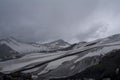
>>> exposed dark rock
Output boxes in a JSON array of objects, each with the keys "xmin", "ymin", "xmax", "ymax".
[
  {"xmin": 0, "ymin": 44, "xmax": 21, "ymax": 61},
  {"xmin": 85, "ymin": 42, "xmax": 98, "ymax": 47},
  {"xmin": 0, "ymin": 72, "xmax": 33, "ymax": 80}
]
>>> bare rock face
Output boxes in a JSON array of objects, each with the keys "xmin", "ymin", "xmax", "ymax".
[
  {"xmin": 0, "ymin": 72, "xmax": 33, "ymax": 80},
  {"xmin": 0, "ymin": 44, "xmax": 20, "ymax": 61}
]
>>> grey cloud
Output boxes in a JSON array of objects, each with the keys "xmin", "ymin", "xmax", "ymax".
[
  {"xmin": 0, "ymin": 0, "xmax": 120, "ymax": 43},
  {"xmin": 76, "ymin": 23, "xmax": 105, "ymax": 41}
]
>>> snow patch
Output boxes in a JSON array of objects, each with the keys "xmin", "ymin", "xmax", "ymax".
[
  {"xmin": 70, "ymin": 65, "xmax": 75, "ymax": 70},
  {"xmin": 74, "ymin": 45, "xmax": 120, "ymax": 63},
  {"xmin": 0, "ymin": 52, "xmax": 65, "ymax": 73},
  {"xmin": 38, "ymin": 55, "xmax": 77, "ymax": 75}
]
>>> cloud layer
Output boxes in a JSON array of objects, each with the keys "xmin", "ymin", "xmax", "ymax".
[{"xmin": 0, "ymin": 0, "xmax": 120, "ymax": 43}]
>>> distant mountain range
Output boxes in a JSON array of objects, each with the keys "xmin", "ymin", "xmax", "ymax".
[
  {"xmin": 0, "ymin": 37, "xmax": 70, "ymax": 61},
  {"xmin": 0, "ymin": 33, "xmax": 120, "ymax": 80}
]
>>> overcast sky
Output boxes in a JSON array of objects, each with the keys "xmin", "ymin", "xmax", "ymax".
[{"xmin": 0, "ymin": 0, "xmax": 120, "ymax": 43}]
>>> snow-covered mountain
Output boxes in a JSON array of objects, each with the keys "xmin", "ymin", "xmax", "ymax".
[
  {"xmin": 0, "ymin": 37, "xmax": 44, "ymax": 54},
  {"xmin": 0, "ymin": 37, "xmax": 70, "ymax": 59},
  {"xmin": 1, "ymin": 34, "xmax": 120, "ymax": 80},
  {"xmin": 0, "ymin": 37, "xmax": 70, "ymax": 54},
  {"xmin": 42, "ymin": 39, "xmax": 70, "ymax": 50}
]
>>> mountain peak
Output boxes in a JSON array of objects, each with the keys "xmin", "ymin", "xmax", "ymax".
[
  {"xmin": 47, "ymin": 39, "xmax": 70, "ymax": 46},
  {"xmin": 55, "ymin": 39, "xmax": 65, "ymax": 42},
  {"xmin": 53, "ymin": 39, "xmax": 69, "ymax": 43},
  {"xmin": 40, "ymin": 39, "xmax": 70, "ymax": 49}
]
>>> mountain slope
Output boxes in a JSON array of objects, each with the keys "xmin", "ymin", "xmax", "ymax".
[
  {"xmin": 0, "ymin": 37, "xmax": 45, "ymax": 54},
  {"xmin": 52, "ymin": 49, "xmax": 120, "ymax": 80},
  {"xmin": 0, "ymin": 43, "xmax": 20, "ymax": 61},
  {"xmin": 0, "ymin": 38, "xmax": 70, "ymax": 54},
  {"xmin": 1, "ymin": 34, "xmax": 120, "ymax": 80},
  {"xmin": 42, "ymin": 39, "xmax": 70, "ymax": 50}
]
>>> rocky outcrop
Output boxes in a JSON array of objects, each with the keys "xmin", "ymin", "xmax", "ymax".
[{"xmin": 0, "ymin": 72, "xmax": 33, "ymax": 80}]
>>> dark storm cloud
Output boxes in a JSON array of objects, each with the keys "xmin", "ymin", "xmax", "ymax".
[{"xmin": 0, "ymin": 0, "xmax": 120, "ymax": 43}]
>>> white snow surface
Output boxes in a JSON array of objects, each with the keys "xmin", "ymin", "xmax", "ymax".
[
  {"xmin": 0, "ymin": 39, "xmax": 47, "ymax": 53},
  {"xmin": 38, "ymin": 55, "xmax": 77, "ymax": 75},
  {"xmin": 74, "ymin": 45, "xmax": 120, "ymax": 63},
  {"xmin": 0, "ymin": 52, "xmax": 65, "ymax": 73}
]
